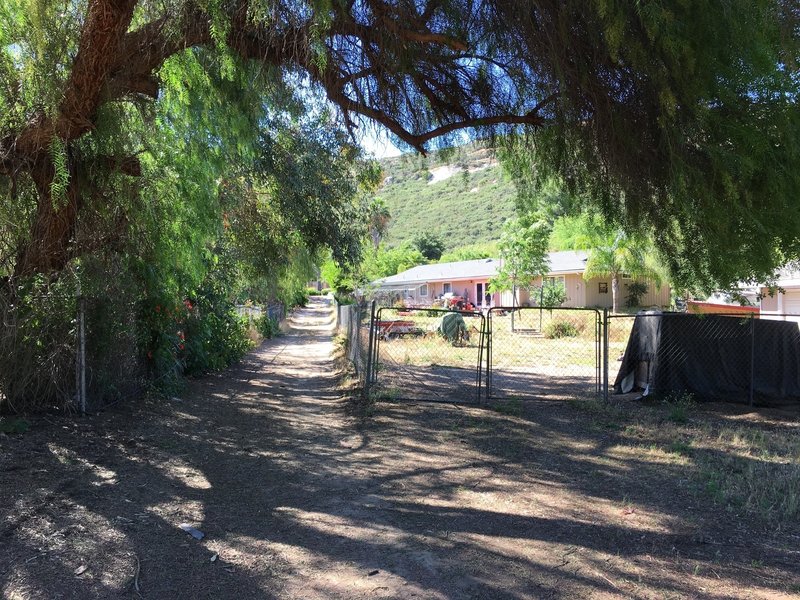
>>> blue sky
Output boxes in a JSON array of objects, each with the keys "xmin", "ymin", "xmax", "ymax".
[{"xmin": 358, "ymin": 126, "xmax": 403, "ymax": 159}]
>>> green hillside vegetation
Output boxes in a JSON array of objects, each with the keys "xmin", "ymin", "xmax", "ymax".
[{"xmin": 378, "ymin": 145, "xmax": 517, "ymax": 251}]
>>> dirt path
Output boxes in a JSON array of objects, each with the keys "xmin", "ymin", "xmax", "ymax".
[{"xmin": 1, "ymin": 297, "xmax": 798, "ymax": 599}]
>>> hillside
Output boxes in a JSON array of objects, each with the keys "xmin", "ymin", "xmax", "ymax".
[{"xmin": 377, "ymin": 145, "xmax": 517, "ymax": 251}]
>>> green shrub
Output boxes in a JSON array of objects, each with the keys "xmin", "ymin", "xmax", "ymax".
[
  {"xmin": 256, "ymin": 315, "xmax": 282, "ymax": 339},
  {"xmin": 321, "ymin": 288, "xmax": 333, "ymax": 295},
  {"xmin": 544, "ymin": 320, "xmax": 579, "ymax": 338},
  {"xmin": 306, "ymin": 287, "xmax": 321, "ymax": 296},
  {"xmin": 292, "ymin": 289, "xmax": 309, "ymax": 307},
  {"xmin": 182, "ymin": 299, "xmax": 251, "ymax": 377},
  {"xmin": 625, "ymin": 281, "xmax": 649, "ymax": 308}
]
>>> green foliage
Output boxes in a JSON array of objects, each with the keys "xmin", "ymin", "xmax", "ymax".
[
  {"xmin": 413, "ymin": 231, "xmax": 446, "ymax": 261},
  {"xmin": 625, "ymin": 282, "xmax": 649, "ymax": 308},
  {"xmin": 544, "ymin": 320, "xmax": 579, "ymax": 339},
  {"xmin": 2, "ymin": 0, "xmax": 796, "ymax": 410},
  {"xmin": 367, "ymin": 198, "xmax": 391, "ymax": 251},
  {"xmin": 182, "ymin": 272, "xmax": 252, "ymax": 377},
  {"xmin": 549, "ymin": 214, "xmax": 611, "ymax": 251},
  {"xmin": 489, "ymin": 217, "xmax": 551, "ymax": 294},
  {"xmin": 362, "ymin": 242, "xmax": 426, "ymax": 280},
  {"xmin": 439, "ymin": 242, "xmax": 498, "ymax": 263},
  {"xmin": 334, "ymin": 293, "xmax": 354, "ymax": 306},
  {"xmin": 0, "ymin": 274, "xmax": 78, "ymax": 412},
  {"xmin": 663, "ymin": 392, "xmax": 696, "ymax": 424},
  {"xmin": 320, "ymin": 255, "xmax": 356, "ymax": 295},
  {"xmin": 292, "ymin": 289, "xmax": 309, "ymax": 307},
  {"xmin": 533, "ymin": 281, "xmax": 568, "ymax": 308},
  {"xmin": 0, "ymin": 19, "xmax": 377, "ymax": 408},
  {"xmin": 498, "ymin": 2, "xmax": 800, "ymax": 291},
  {"xmin": 581, "ymin": 228, "xmax": 665, "ymax": 312},
  {"xmin": 255, "ymin": 315, "xmax": 281, "ymax": 339}
]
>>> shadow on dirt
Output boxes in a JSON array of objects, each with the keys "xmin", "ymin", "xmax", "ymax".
[{"xmin": 1, "ymin": 299, "xmax": 798, "ymax": 598}]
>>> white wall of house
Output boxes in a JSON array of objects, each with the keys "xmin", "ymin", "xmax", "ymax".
[
  {"xmin": 386, "ymin": 272, "xmax": 669, "ymax": 310},
  {"xmin": 760, "ymin": 285, "xmax": 800, "ymax": 322}
]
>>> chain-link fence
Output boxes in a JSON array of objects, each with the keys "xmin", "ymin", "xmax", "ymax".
[
  {"xmin": 336, "ymin": 301, "xmax": 376, "ymax": 388},
  {"xmin": 0, "ymin": 282, "xmax": 146, "ymax": 414},
  {"xmin": 235, "ymin": 303, "xmax": 286, "ymax": 322},
  {"xmin": 371, "ymin": 307, "xmax": 486, "ymax": 403},
  {"xmin": 333, "ymin": 303, "xmax": 800, "ymax": 409},
  {"xmin": 0, "ymin": 288, "xmax": 79, "ymax": 413},
  {"xmin": 607, "ymin": 312, "xmax": 800, "ymax": 407},
  {"xmin": 487, "ymin": 307, "xmax": 601, "ymax": 400}
]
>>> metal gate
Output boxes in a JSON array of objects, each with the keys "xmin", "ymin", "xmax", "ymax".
[
  {"xmin": 486, "ymin": 306, "xmax": 602, "ymax": 399},
  {"xmin": 371, "ymin": 307, "xmax": 486, "ymax": 403}
]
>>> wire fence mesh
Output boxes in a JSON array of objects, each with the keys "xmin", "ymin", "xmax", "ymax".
[
  {"xmin": 0, "ymin": 288, "xmax": 79, "ymax": 412},
  {"xmin": 336, "ymin": 301, "xmax": 375, "ymax": 388},
  {"xmin": 608, "ymin": 312, "xmax": 800, "ymax": 407},
  {"xmin": 371, "ymin": 307, "xmax": 485, "ymax": 403},
  {"xmin": 235, "ymin": 303, "xmax": 286, "ymax": 322},
  {"xmin": 487, "ymin": 307, "xmax": 601, "ymax": 400},
  {"xmin": 0, "ymin": 284, "xmax": 146, "ymax": 414}
]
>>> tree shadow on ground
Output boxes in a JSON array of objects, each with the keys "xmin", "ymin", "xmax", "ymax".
[{"xmin": 1, "ymin": 304, "xmax": 798, "ymax": 599}]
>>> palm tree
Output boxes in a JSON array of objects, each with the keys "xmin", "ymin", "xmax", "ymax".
[
  {"xmin": 368, "ymin": 198, "xmax": 391, "ymax": 253},
  {"xmin": 583, "ymin": 231, "xmax": 664, "ymax": 313}
]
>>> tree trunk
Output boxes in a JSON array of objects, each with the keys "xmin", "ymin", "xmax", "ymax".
[
  {"xmin": 14, "ymin": 156, "xmax": 81, "ymax": 279},
  {"xmin": 611, "ymin": 274, "xmax": 620, "ymax": 314}
]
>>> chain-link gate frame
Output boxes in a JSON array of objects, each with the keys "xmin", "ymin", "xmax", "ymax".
[
  {"xmin": 370, "ymin": 306, "xmax": 486, "ymax": 403},
  {"xmin": 485, "ymin": 306, "xmax": 603, "ymax": 400}
]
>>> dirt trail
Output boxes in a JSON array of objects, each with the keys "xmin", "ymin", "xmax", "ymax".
[{"xmin": 1, "ymin": 297, "xmax": 798, "ymax": 599}]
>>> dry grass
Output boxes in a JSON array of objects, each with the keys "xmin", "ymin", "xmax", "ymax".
[{"xmin": 572, "ymin": 396, "xmax": 800, "ymax": 524}]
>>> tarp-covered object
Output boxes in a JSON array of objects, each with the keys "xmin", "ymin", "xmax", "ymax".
[
  {"xmin": 614, "ymin": 313, "xmax": 800, "ymax": 406},
  {"xmin": 438, "ymin": 312, "xmax": 468, "ymax": 344}
]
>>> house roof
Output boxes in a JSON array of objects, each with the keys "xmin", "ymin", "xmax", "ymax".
[
  {"xmin": 547, "ymin": 250, "xmax": 590, "ymax": 274},
  {"xmin": 373, "ymin": 250, "xmax": 589, "ymax": 289}
]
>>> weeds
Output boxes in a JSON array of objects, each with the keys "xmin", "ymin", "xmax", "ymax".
[
  {"xmin": 668, "ymin": 439, "xmax": 692, "ymax": 456},
  {"xmin": 490, "ymin": 398, "xmax": 523, "ymax": 416},
  {"xmin": 371, "ymin": 386, "xmax": 401, "ymax": 401},
  {"xmin": 663, "ymin": 392, "xmax": 695, "ymax": 423}
]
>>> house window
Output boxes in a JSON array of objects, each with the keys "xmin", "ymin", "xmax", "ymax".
[
  {"xmin": 419, "ymin": 284, "xmax": 428, "ymax": 297},
  {"xmin": 443, "ymin": 282, "xmax": 452, "ymax": 294},
  {"xmin": 622, "ymin": 272, "xmax": 632, "ymax": 280},
  {"xmin": 545, "ymin": 276, "xmax": 565, "ymax": 287},
  {"xmin": 599, "ymin": 282, "xmax": 609, "ymax": 294}
]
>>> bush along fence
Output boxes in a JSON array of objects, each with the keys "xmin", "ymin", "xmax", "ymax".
[
  {"xmin": 343, "ymin": 305, "xmax": 800, "ymax": 409},
  {"xmin": 0, "ymin": 285, "xmax": 146, "ymax": 415},
  {"xmin": 0, "ymin": 288, "xmax": 289, "ymax": 415}
]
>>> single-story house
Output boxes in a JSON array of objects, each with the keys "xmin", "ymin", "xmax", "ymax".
[
  {"xmin": 759, "ymin": 268, "xmax": 800, "ymax": 320},
  {"xmin": 371, "ymin": 250, "xmax": 670, "ymax": 309}
]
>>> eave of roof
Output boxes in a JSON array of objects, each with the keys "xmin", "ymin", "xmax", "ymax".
[{"xmin": 372, "ymin": 250, "xmax": 589, "ymax": 287}]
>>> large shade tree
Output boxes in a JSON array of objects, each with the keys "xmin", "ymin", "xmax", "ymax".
[{"xmin": 0, "ymin": 0, "xmax": 797, "ymax": 288}]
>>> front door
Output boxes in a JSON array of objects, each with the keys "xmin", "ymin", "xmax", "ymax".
[{"xmin": 476, "ymin": 283, "xmax": 488, "ymax": 307}]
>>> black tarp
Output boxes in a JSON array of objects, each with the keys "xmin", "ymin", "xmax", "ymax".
[{"xmin": 614, "ymin": 312, "xmax": 800, "ymax": 406}]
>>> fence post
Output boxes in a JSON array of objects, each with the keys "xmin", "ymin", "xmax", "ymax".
[
  {"xmin": 77, "ymin": 292, "xmax": 87, "ymax": 415},
  {"xmin": 476, "ymin": 312, "xmax": 485, "ymax": 404},
  {"xmin": 749, "ymin": 315, "xmax": 755, "ymax": 406},
  {"xmin": 486, "ymin": 310, "xmax": 492, "ymax": 398},
  {"xmin": 364, "ymin": 300, "xmax": 376, "ymax": 396},
  {"xmin": 603, "ymin": 308, "xmax": 609, "ymax": 402}
]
